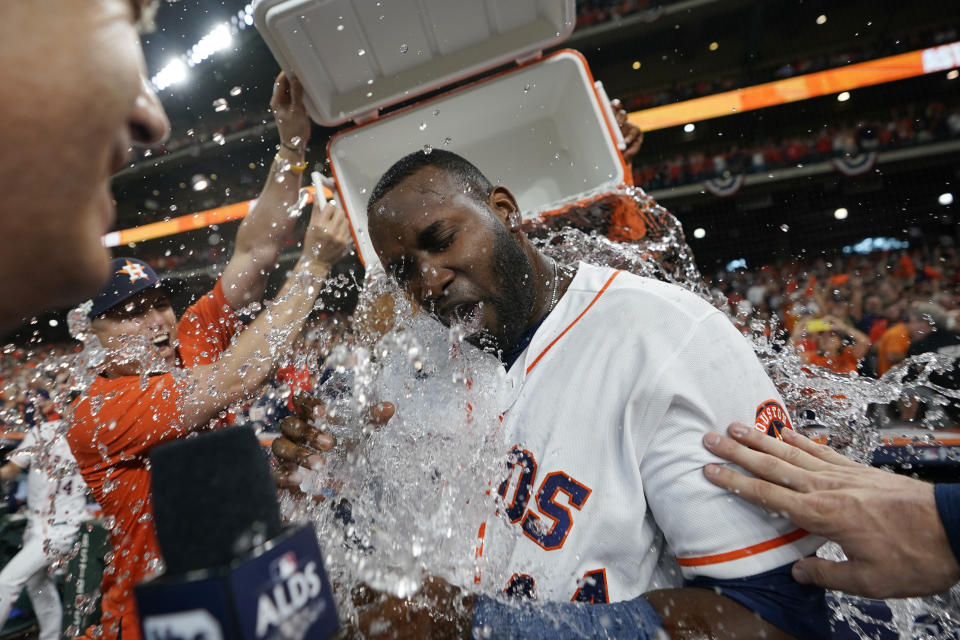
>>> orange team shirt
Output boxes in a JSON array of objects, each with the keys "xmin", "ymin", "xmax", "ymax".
[
  {"xmin": 797, "ymin": 340, "xmax": 860, "ymax": 374},
  {"xmin": 67, "ymin": 281, "xmax": 241, "ymax": 640},
  {"xmin": 875, "ymin": 322, "xmax": 910, "ymax": 376}
]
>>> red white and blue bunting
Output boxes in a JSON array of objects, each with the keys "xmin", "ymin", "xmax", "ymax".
[
  {"xmin": 703, "ymin": 174, "xmax": 745, "ymax": 197},
  {"xmin": 831, "ymin": 152, "xmax": 878, "ymax": 177}
]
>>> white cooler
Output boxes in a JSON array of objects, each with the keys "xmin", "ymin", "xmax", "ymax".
[{"xmin": 254, "ymin": 0, "xmax": 628, "ymax": 269}]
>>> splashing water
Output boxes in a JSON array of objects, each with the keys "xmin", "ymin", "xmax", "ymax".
[
  {"xmin": 276, "ymin": 185, "xmax": 960, "ymax": 637},
  {"xmin": 19, "ymin": 185, "xmax": 952, "ymax": 637},
  {"xmin": 288, "ymin": 186, "xmax": 312, "ymax": 218}
]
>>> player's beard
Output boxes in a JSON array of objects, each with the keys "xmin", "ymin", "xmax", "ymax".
[{"xmin": 469, "ymin": 222, "xmax": 537, "ymax": 355}]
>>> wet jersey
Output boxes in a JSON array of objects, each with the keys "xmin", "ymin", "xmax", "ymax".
[
  {"xmin": 67, "ymin": 281, "xmax": 241, "ymax": 640},
  {"xmin": 479, "ymin": 263, "xmax": 823, "ymax": 607},
  {"xmin": 9, "ymin": 420, "xmax": 86, "ymax": 541}
]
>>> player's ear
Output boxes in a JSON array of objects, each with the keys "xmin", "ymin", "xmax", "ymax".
[{"xmin": 488, "ymin": 187, "xmax": 522, "ymax": 232}]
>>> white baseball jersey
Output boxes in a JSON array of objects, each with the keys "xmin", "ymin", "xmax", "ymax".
[
  {"xmin": 8, "ymin": 421, "xmax": 86, "ymax": 543},
  {"xmin": 477, "ymin": 262, "xmax": 822, "ymax": 603}
]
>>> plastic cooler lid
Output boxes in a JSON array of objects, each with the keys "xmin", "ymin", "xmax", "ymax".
[{"xmin": 253, "ymin": 0, "xmax": 576, "ymax": 126}]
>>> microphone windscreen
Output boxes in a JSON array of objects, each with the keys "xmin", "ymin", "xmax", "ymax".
[{"xmin": 149, "ymin": 426, "xmax": 283, "ymax": 575}]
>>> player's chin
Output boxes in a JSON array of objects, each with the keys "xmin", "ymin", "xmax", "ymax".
[{"xmin": 46, "ymin": 240, "xmax": 112, "ymax": 310}]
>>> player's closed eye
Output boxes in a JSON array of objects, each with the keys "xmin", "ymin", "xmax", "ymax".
[{"xmin": 428, "ymin": 230, "xmax": 456, "ymax": 252}]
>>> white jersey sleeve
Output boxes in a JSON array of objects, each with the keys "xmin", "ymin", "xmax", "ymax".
[
  {"xmin": 8, "ymin": 428, "xmax": 37, "ymax": 470},
  {"xmin": 635, "ymin": 309, "xmax": 822, "ymax": 580}
]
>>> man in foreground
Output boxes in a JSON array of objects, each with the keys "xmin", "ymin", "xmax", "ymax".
[
  {"xmin": 276, "ymin": 149, "xmax": 828, "ymax": 639},
  {"xmin": 0, "ymin": 0, "xmax": 170, "ymax": 331}
]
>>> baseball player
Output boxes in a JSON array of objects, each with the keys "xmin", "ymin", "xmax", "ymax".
[
  {"xmin": 276, "ymin": 149, "xmax": 828, "ymax": 639},
  {"xmin": 66, "ymin": 72, "xmax": 352, "ymax": 640},
  {"xmin": 0, "ymin": 420, "xmax": 86, "ymax": 640}
]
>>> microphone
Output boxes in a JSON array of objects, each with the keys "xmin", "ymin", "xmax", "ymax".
[{"xmin": 134, "ymin": 426, "xmax": 339, "ymax": 640}]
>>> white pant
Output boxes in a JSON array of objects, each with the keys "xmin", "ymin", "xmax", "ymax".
[{"xmin": 0, "ymin": 526, "xmax": 69, "ymax": 640}]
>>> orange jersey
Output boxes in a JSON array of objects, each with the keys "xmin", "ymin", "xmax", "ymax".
[
  {"xmin": 67, "ymin": 281, "xmax": 241, "ymax": 640},
  {"xmin": 876, "ymin": 322, "xmax": 910, "ymax": 376}
]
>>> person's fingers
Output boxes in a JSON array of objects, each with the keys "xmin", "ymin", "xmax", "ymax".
[
  {"xmin": 369, "ymin": 402, "xmax": 395, "ymax": 427},
  {"xmin": 791, "ymin": 557, "xmax": 877, "ymax": 597},
  {"xmin": 703, "ymin": 428, "xmax": 821, "ymax": 489},
  {"xmin": 271, "ymin": 72, "xmax": 290, "ymax": 109},
  {"xmin": 722, "ymin": 422, "xmax": 838, "ymax": 473},
  {"xmin": 289, "ymin": 75, "xmax": 303, "ymax": 109},
  {"xmin": 781, "ymin": 427, "xmax": 862, "ymax": 468},
  {"xmin": 278, "ymin": 416, "xmax": 334, "ymax": 451},
  {"xmin": 701, "ymin": 461, "xmax": 805, "ymax": 517},
  {"xmin": 292, "ymin": 393, "xmax": 326, "ymax": 422},
  {"xmin": 271, "ymin": 436, "xmax": 326, "ymax": 469},
  {"xmin": 273, "ymin": 461, "xmax": 307, "ymax": 493}
]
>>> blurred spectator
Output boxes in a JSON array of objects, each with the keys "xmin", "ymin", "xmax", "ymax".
[
  {"xmin": 634, "ymin": 102, "xmax": 960, "ymax": 190},
  {"xmin": 900, "ymin": 303, "xmax": 960, "ymax": 426},
  {"xmin": 876, "ymin": 318, "xmax": 911, "ymax": 377},
  {"xmin": 790, "ymin": 315, "xmax": 870, "ymax": 374}
]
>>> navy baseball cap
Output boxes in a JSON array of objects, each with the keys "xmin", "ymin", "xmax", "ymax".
[{"xmin": 87, "ymin": 258, "xmax": 184, "ymax": 318}]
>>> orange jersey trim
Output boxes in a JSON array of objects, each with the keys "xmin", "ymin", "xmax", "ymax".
[
  {"xmin": 525, "ymin": 270, "xmax": 623, "ymax": 376},
  {"xmin": 676, "ymin": 528, "xmax": 810, "ymax": 567}
]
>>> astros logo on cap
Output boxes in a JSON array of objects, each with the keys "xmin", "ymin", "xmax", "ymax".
[{"xmin": 117, "ymin": 260, "xmax": 150, "ymax": 283}]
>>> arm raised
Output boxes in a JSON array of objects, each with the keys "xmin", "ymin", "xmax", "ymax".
[{"xmin": 180, "ymin": 201, "xmax": 350, "ymax": 431}]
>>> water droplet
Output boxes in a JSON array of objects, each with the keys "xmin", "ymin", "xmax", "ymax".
[
  {"xmin": 336, "ymin": 24, "xmax": 344, "ymax": 31},
  {"xmin": 442, "ymin": 137, "xmax": 452, "ymax": 146},
  {"xmin": 290, "ymin": 136, "xmax": 302, "ymax": 147},
  {"xmin": 422, "ymin": 144, "xmax": 433, "ymax": 155},
  {"xmin": 432, "ymin": 109, "xmax": 440, "ymax": 117},
  {"xmin": 212, "ymin": 98, "xmax": 228, "ymax": 112},
  {"xmin": 400, "ymin": 43, "xmax": 409, "ymax": 54},
  {"xmin": 212, "ymin": 132, "xmax": 225, "ymax": 145},
  {"xmin": 418, "ymin": 122, "xmax": 427, "ymax": 131},
  {"xmin": 229, "ymin": 86, "xmax": 242, "ymax": 97},
  {"xmin": 780, "ymin": 224, "xmax": 790, "ymax": 232},
  {"xmin": 357, "ymin": 48, "xmax": 366, "ymax": 56}
]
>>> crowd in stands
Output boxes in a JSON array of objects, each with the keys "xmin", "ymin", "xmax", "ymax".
[
  {"xmin": 0, "ymin": 344, "xmax": 76, "ymax": 433},
  {"xmin": 574, "ymin": 0, "xmax": 675, "ymax": 28},
  {"xmin": 635, "ymin": 101, "xmax": 960, "ymax": 190},
  {"xmin": 715, "ymin": 244, "xmax": 960, "ymax": 426}
]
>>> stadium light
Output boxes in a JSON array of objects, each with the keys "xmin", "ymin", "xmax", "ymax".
[
  {"xmin": 191, "ymin": 175, "xmax": 210, "ymax": 192},
  {"xmin": 152, "ymin": 59, "xmax": 188, "ymax": 91},
  {"xmin": 683, "ymin": 123, "xmax": 696, "ymax": 133},
  {"xmin": 837, "ymin": 91, "xmax": 851, "ymax": 102},
  {"xmin": 188, "ymin": 24, "xmax": 233, "ymax": 66},
  {"xmin": 150, "ymin": 4, "xmax": 256, "ymax": 92},
  {"xmin": 940, "ymin": 193, "xmax": 955, "ymax": 206},
  {"xmin": 834, "ymin": 207, "xmax": 849, "ymax": 220},
  {"xmin": 693, "ymin": 227, "xmax": 706, "ymax": 239},
  {"xmin": 816, "ymin": 14, "xmax": 827, "ymax": 25},
  {"xmin": 949, "ymin": 70, "xmax": 959, "ymax": 80}
]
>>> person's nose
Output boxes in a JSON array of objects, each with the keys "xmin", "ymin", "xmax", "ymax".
[
  {"xmin": 130, "ymin": 73, "xmax": 170, "ymax": 146},
  {"xmin": 145, "ymin": 307, "xmax": 169, "ymax": 332},
  {"xmin": 416, "ymin": 259, "xmax": 455, "ymax": 309}
]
